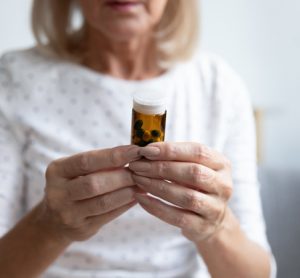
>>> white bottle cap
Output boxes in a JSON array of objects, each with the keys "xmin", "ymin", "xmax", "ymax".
[{"xmin": 133, "ymin": 90, "xmax": 167, "ymax": 115}]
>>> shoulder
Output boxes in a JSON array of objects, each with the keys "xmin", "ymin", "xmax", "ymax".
[
  {"xmin": 181, "ymin": 53, "xmax": 254, "ymax": 137},
  {"xmin": 0, "ymin": 46, "xmax": 61, "ymax": 64},
  {"xmin": 180, "ymin": 52, "xmax": 250, "ymax": 103},
  {"xmin": 0, "ymin": 47, "xmax": 63, "ymax": 79},
  {"xmin": 0, "ymin": 47, "xmax": 57, "ymax": 106},
  {"xmin": 0, "ymin": 47, "xmax": 66, "ymax": 117},
  {"xmin": 0, "ymin": 47, "xmax": 78, "ymax": 104}
]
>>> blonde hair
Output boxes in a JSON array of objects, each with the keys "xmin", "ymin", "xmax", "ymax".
[{"xmin": 31, "ymin": 0, "xmax": 199, "ymax": 66}]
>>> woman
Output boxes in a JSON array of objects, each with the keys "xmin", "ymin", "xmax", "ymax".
[{"xmin": 0, "ymin": 0, "xmax": 275, "ymax": 277}]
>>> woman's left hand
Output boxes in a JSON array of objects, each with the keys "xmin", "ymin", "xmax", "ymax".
[{"xmin": 129, "ymin": 142, "xmax": 233, "ymax": 245}]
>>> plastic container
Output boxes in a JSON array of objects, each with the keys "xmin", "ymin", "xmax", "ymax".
[{"xmin": 131, "ymin": 90, "xmax": 167, "ymax": 147}]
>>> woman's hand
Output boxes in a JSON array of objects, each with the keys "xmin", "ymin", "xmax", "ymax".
[
  {"xmin": 129, "ymin": 142, "xmax": 233, "ymax": 245},
  {"xmin": 40, "ymin": 145, "xmax": 141, "ymax": 243}
]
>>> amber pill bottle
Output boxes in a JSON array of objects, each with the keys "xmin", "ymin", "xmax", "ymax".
[{"xmin": 131, "ymin": 91, "xmax": 167, "ymax": 147}]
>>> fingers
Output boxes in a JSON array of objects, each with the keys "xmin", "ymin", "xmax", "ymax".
[
  {"xmin": 132, "ymin": 174, "xmax": 222, "ymax": 219},
  {"xmin": 134, "ymin": 193, "xmax": 202, "ymax": 229},
  {"xmin": 87, "ymin": 200, "xmax": 137, "ymax": 228},
  {"xmin": 66, "ymin": 168, "xmax": 135, "ymax": 201},
  {"xmin": 48, "ymin": 145, "xmax": 141, "ymax": 179},
  {"xmin": 129, "ymin": 159, "xmax": 223, "ymax": 194},
  {"xmin": 77, "ymin": 186, "xmax": 137, "ymax": 218},
  {"xmin": 134, "ymin": 194, "xmax": 219, "ymax": 243},
  {"xmin": 139, "ymin": 142, "xmax": 231, "ymax": 171}
]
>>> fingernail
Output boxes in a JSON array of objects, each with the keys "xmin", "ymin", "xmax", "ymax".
[
  {"xmin": 139, "ymin": 146, "xmax": 161, "ymax": 158},
  {"xmin": 132, "ymin": 174, "xmax": 151, "ymax": 186},
  {"xmin": 129, "ymin": 161, "xmax": 151, "ymax": 172}
]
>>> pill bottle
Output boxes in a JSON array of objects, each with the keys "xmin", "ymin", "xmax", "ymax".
[{"xmin": 131, "ymin": 90, "xmax": 167, "ymax": 147}]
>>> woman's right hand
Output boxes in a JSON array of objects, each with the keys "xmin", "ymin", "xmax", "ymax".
[{"xmin": 39, "ymin": 145, "xmax": 141, "ymax": 243}]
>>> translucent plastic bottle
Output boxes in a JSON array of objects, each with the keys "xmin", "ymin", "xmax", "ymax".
[{"xmin": 131, "ymin": 91, "xmax": 167, "ymax": 147}]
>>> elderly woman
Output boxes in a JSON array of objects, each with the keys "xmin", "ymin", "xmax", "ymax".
[{"xmin": 0, "ymin": 0, "xmax": 275, "ymax": 277}]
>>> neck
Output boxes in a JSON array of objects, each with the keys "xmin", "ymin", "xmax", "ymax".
[{"xmin": 81, "ymin": 26, "xmax": 162, "ymax": 80}]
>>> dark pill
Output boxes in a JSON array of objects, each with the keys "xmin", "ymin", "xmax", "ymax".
[
  {"xmin": 136, "ymin": 128, "xmax": 145, "ymax": 138},
  {"xmin": 138, "ymin": 140, "xmax": 148, "ymax": 147},
  {"xmin": 151, "ymin": 130, "xmax": 161, "ymax": 138},
  {"xmin": 134, "ymin": 120, "xmax": 143, "ymax": 130}
]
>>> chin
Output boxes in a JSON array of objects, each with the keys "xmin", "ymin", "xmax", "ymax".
[{"xmin": 102, "ymin": 21, "xmax": 151, "ymax": 41}]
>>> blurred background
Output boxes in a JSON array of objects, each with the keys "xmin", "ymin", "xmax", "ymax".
[{"xmin": 0, "ymin": 1, "xmax": 299, "ymax": 277}]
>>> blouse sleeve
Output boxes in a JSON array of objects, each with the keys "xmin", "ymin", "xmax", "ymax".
[
  {"xmin": 216, "ymin": 60, "xmax": 277, "ymax": 277},
  {"xmin": 0, "ymin": 55, "xmax": 25, "ymax": 237}
]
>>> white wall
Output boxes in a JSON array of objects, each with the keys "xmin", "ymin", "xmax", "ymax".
[
  {"xmin": 201, "ymin": 1, "xmax": 300, "ymax": 170},
  {"xmin": 0, "ymin": 1, "xmax": 34, "ymax": 53},
  {"xmin": 0, "ymin": 0, "xmax": 299, "ymax": 170}
]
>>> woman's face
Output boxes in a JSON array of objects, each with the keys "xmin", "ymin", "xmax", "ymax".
[{"xmin": 79, "ymin": 0, "xmax": 168, "ymax": 41}]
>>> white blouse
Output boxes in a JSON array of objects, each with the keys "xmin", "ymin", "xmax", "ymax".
[{"xmin": 0, "ymin": 48, "xmax": 275, "ymax": 277}]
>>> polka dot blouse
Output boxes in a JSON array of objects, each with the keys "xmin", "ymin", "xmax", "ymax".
[{"xmin": 0, "ymin": 48, "xmax": 275, "ymax": 278}]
